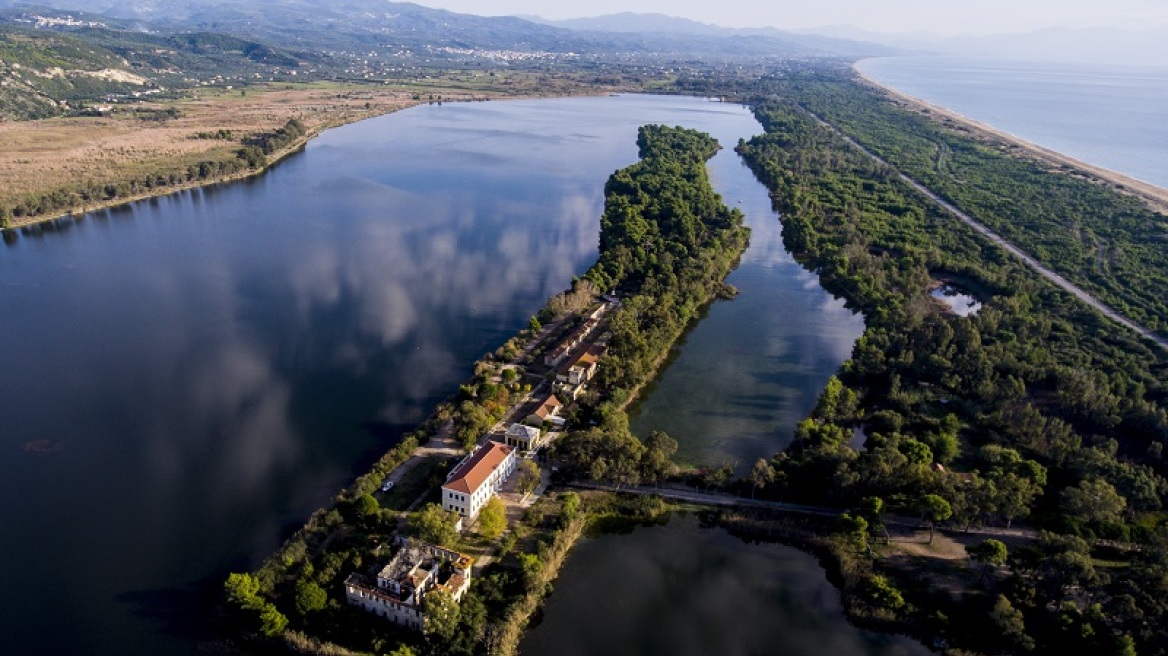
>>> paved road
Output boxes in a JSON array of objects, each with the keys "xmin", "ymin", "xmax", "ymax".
[{"xmin": 806, "ymin": 111, "xmax": 1168, "ymax": 353}]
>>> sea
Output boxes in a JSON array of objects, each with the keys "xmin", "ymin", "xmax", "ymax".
[{"xmin": 856, "ymin": 56, "xmax": 1168, "ymax": 191}]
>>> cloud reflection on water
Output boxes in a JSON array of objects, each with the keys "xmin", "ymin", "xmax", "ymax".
[{"xmin": 0, "ymin": 94, "xmax": 864, "ymax": 656}]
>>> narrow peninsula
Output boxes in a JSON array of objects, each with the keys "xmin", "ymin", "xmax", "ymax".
[{"xmin": 221, "ymin": 124, "xmax": 749, "ymax": 656}]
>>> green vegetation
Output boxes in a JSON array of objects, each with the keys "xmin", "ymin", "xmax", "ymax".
[
  {"xmin": 224, "ymin": 572, "xmax": 290, "ymax": 639},
  {"xmin": 476, "ymin": 498, "xmax": 506, "ymax": 540},
  {"xmin": 790, "ymin": 66, "xmax": 1168, "ymax": 334},
  {"xmin": 549, "ymin": 125, "xmax": 748, "ymax": 484},
  {"xmin": 408, "ymin": 503, "xmax": 460, "ymax": 547},
  {"xmin": 0, "ymin": 27, "xmax": 130, "ymax": 119},
  {"xmin": 732, "ymin": 74, "xmax": 1168, "ymax": 656},
  {"xmin": 220, "ymin": 124, "xmax": 744, "ymax": 656},
  {"xmin": 580, "ymin": 125, "xmax": 749, "ymax": 419},
  {"xmin": 0, "ymin": 23, "xmax": 308, "ymax": 121}
]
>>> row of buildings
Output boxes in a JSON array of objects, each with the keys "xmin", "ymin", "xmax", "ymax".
[
  {"xmin": 344, "ymin": 439, "xmax": 519, "ymax": 631},
  {"xmin": 345, "ymin": 302, "xmax": 615, "ymax": 631}
]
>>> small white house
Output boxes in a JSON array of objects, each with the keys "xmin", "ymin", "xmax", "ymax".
[
  {"xmin": 504, "ymin": 423, "xmax": 542, "ymax": 451},
  {"xmin": 526, "ymin": 393, "xmax": 565, "ymax": 427}
]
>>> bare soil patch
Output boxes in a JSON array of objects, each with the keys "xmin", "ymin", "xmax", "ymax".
[{"xmin": 0, "ymin": 84, "xmax": 418, "ymax": 213}]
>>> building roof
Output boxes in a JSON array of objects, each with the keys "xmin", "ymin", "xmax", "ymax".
[
  {"xmin": 443, "ymin": 440, "xmax": 515, "ymax": 495},
  {"xmin": 532, "ymin": 394, "xmax": 563, "ymax": 419},
  {"xmin": 572, "ymin": 343, "xmax": 606, "ymax": 367},
  {"xmin": 507, "ymin": 423, "xmax": 541, "ymax": 442},
  {"xmin": 547, "ymin": 343, "xmax": 571, "ymax": 360}
]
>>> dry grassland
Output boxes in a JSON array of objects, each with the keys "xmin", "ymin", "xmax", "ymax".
[{"xmin": 0, "ymin": 81, "xmax": 519, "ymax": 227}]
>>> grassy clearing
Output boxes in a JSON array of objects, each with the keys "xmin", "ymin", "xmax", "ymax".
[{"xmin": 378, "ymin": 455, "xmax": 452, "ymax": 511}]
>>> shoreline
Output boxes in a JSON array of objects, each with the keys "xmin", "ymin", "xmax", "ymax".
[
  {"xmin": 0, "ymin": 87, "xmax": 614, "ymax": 235},
  {"xmin": 233, "ymin": 123, "xmax": 752, "ymax": 655},
  {"xmin": 852, "ymin": 59, "xmax": 1168, "ymax": 215},
  {"xmin": 0, "ymin": 101, "xmax": 422, "ymax": 233}
]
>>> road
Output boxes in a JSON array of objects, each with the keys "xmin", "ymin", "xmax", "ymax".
[
  {"xmin": 568, "ymin": 482, "xmax": 1040, "ymax": 542},
  {"xmin": 806, "ymin": 111, "xmax": 1168, "ymax": 353}
]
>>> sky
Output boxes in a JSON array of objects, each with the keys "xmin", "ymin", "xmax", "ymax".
[{"xmin": 406, "ymin": 0, "xmax": 1168, "ymax": 36}]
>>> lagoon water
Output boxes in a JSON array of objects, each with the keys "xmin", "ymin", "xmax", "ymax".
[
  {"xmin": 857, "ymin": 56, "xmax": 1168, "ymax": 190},
  {"xmin": 629, "ymin": 131, "xmax": 863, "ymax": 468},
  {"xmin": 520, "ymin": 515, "xmax": 929, "ymax": 656},
  {"xmin": 0, "ymin": 95, "xmax": 866, "ymax": 655}
]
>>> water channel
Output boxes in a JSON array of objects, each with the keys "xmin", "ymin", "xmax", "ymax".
[
  {"xmin": 628, "ymin": 123, "xmax": 864, "ymax": 468},
  {"xmin": 1, "ymin": 95, "xmax": 872, "ymax": 655}
]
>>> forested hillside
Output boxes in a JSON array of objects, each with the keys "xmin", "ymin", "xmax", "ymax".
[
  {"xmin": 0, "ymin": 21, "xmax": 307, "ymax": 119},
  {"xmin": 0, "ymin": 27, "xmax": 143, "ymax": 119}
]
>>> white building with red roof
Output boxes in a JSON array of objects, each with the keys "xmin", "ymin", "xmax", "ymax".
[{"xmin": 441, "ymin": 440, "xmax": 517, "ymax": 519}]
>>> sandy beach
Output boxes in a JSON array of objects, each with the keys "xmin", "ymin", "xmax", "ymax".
[{"xmin": 852, "ymin": 61, "xmax": 1168, "ymax": 215}]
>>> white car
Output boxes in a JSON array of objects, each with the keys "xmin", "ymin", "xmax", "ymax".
[{"xmin": 380, "ymin": 480, "xmax": 395, "ymax": 492}]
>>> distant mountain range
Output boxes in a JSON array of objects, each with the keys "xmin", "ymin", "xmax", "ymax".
[
  {"xmin": 0, "ymin": 0, "xmax": 893, "ymax": 59},
  {"xmin": 538, "ymin": 12, "xmax": 1168, "ymax": 66},
  {"xmin": 0, "ymin": 0, "xmax": 897, "ymax": 120},
  {"xmin": 793, "ymin": 23, "xmax": 1168, "ymax": 66},
  {"xmin": 530, "ymin": 11, "xmax": 891, "ymax": 57}
]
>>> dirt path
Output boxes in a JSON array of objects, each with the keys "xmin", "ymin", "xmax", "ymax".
[
  {"xmin": 805, "ymin": 110, "xmax": 1168, "ymax": 353},
  {"xmin": 854, "ymin": 65, "xmax": 1168, "ymax": 215}
]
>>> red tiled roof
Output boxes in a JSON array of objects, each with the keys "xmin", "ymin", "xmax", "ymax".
[
  {"xmin": 443, "ymin": 441, "xmax": 514, "ymax": 495},
  {"xmin": 573, "ymin": 344, "xmax": 606, "ymax": 367},
  {"xmin": 533, "ymin": 394, "xmax": 563, "ymax": 419}
]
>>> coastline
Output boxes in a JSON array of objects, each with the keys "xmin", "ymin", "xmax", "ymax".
[
  {"xmin": 852, "ymin": 59, "xmax": 1168, "ymax": 215},
  {"xmin": 0, "ymin": 101, "xmax": 422, "ymax": 233},
  {"xmin": 0, "ymin": 85, "xmax": 613, "ymax": 235}
]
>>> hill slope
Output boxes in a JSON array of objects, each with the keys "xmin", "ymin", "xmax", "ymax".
[{"xmin": 0, "ymin": 0, "xmax": 891, "ymax": 59}]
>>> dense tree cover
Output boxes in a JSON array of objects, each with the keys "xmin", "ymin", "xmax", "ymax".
[
  {"xmin": 409, "ymin": 503, "xmax": 461, "ymax": 547},
  {"xmin": 735, "ymin": 84, "xmax": 1168, "ymax": 655},
  {"xmin": 515, "ymin": 459, "xmax": 541, "ymax": 495},
  {"xmin": 583, "ymin": 125, "xmax": 749, "ymax": 404},
  {"xmin": 552, "ymin": 125, "xmax": 746, "ymax": 482},
  {"xmin": 224, "ymin": 572, "xmax": 290, "ymax": 639},
  {"xmin": 555, "ymin": 422, "xmax": 678, "ymax": 487},
  {"xmin": 477, "ymin": 498, "xmax": 507, "ymax": 540},
  {"xmin": 783, "ymin": 67, "xmax": 1168, "ymax": 334}
]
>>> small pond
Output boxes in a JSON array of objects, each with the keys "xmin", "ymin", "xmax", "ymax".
[{"xmin": 931, "ymin": 284, "xmax": 982, "ymax": 316}]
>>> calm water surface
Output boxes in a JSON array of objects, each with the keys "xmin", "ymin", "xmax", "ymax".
[
  {"xmin": 857, "ymin": 56, "xmax": 1168, "ymax": 190},
  {"xmin": 0, "ymin": 95, "xmax": 867, "ymax": 655},
  {"xmin": 932, "ymin": 285, "xmax": 982, "ymax": 317},
  {"xmin": 630, "ymin": 135, "xmax": 862, "ymax": 467},
  {"xmin": 520, "ymin": 515, "xmax": 930, "ymax": 656}
]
